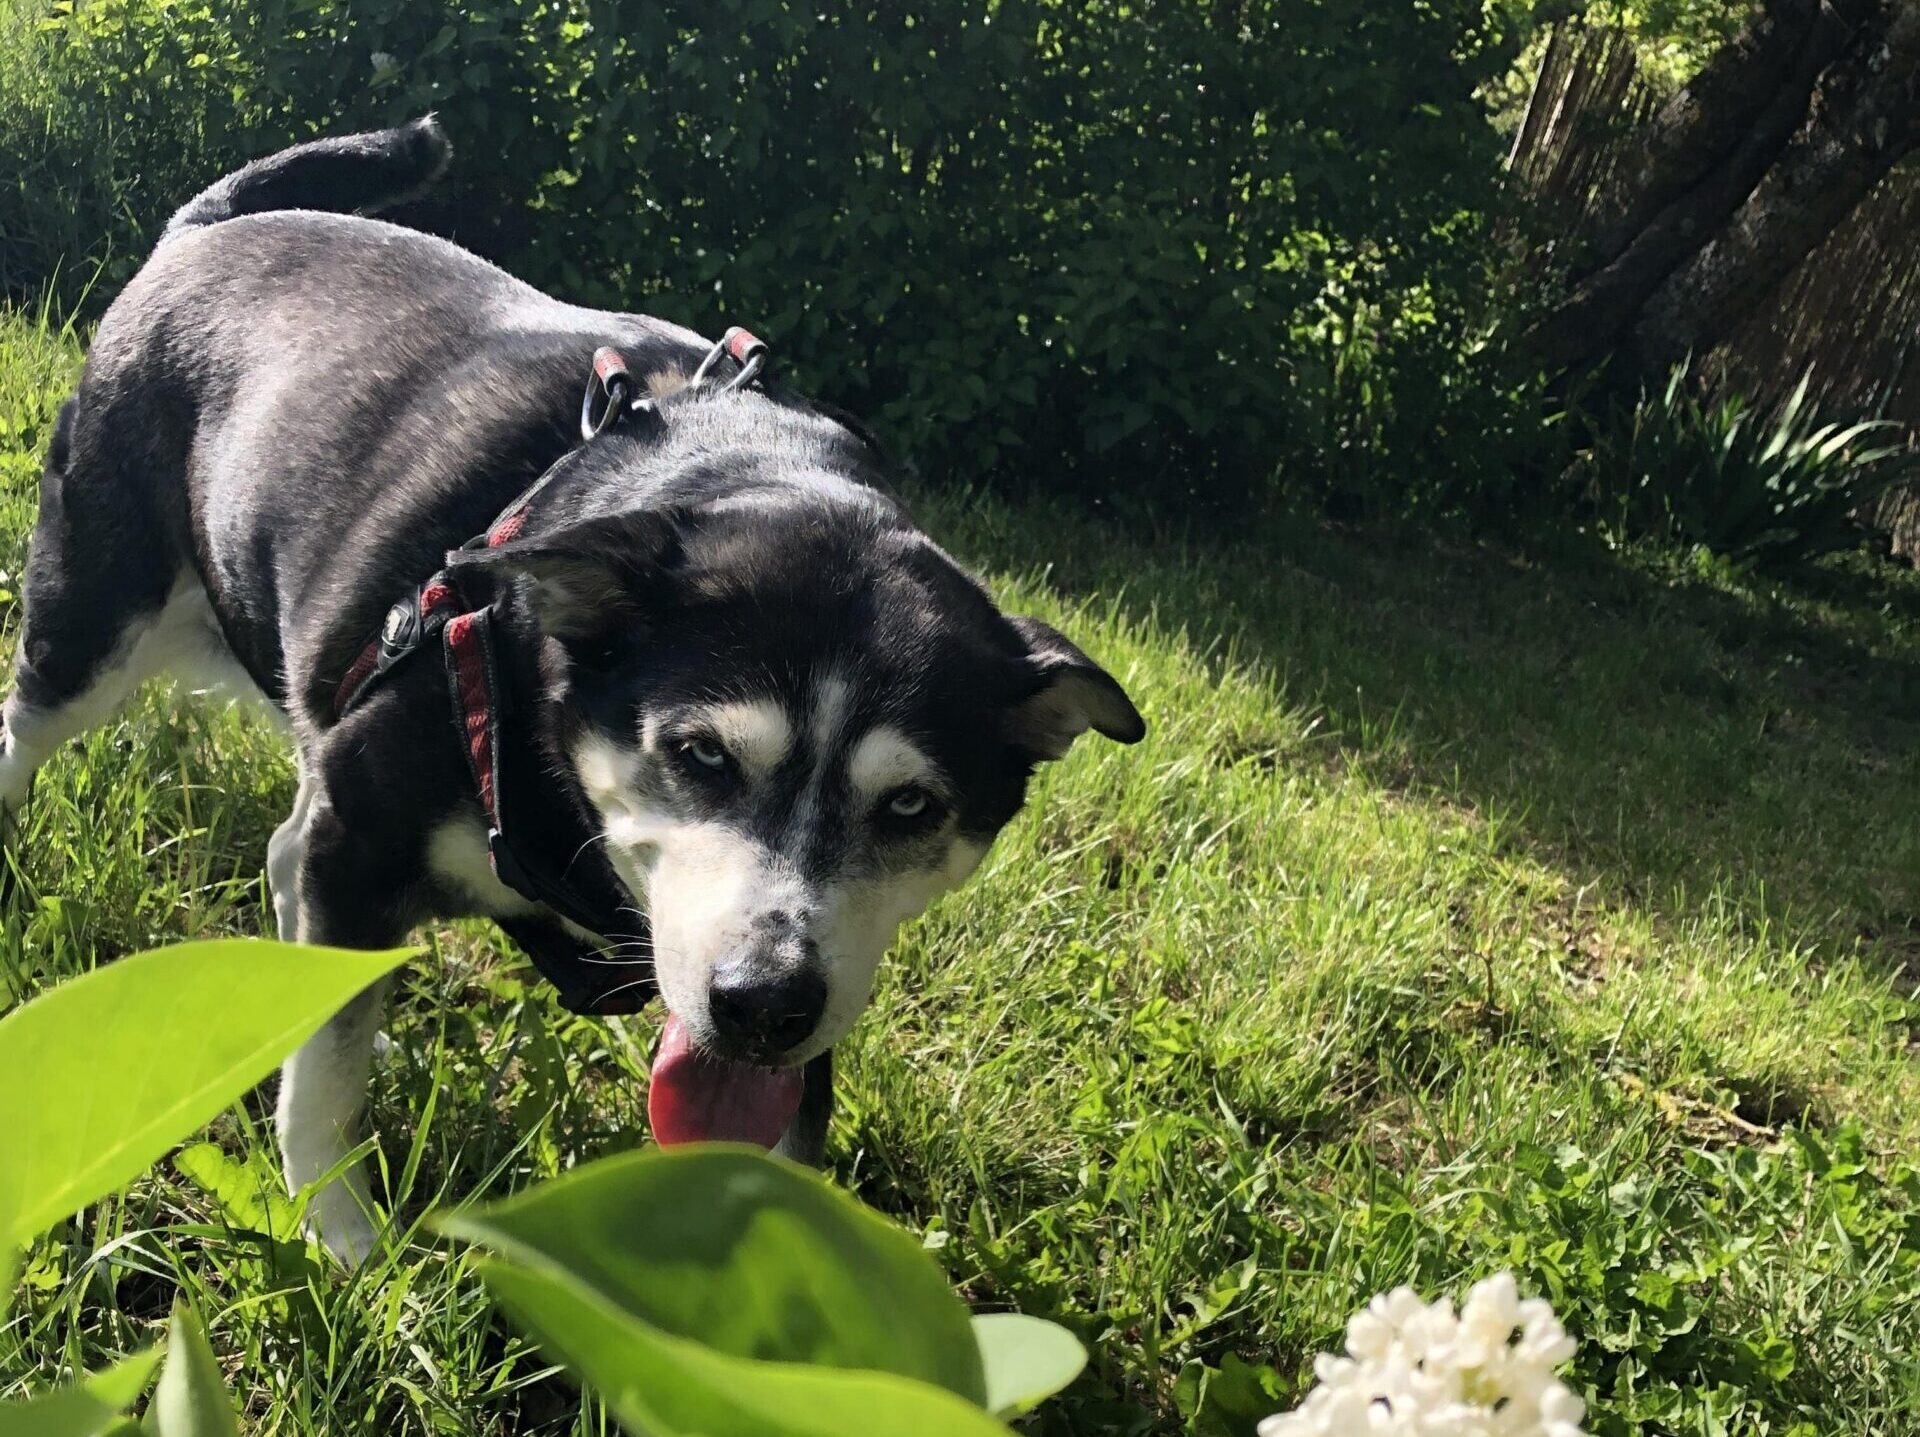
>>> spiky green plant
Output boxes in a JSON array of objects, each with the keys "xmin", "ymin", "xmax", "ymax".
[{"xmin": 1586, "ymin": 364, "xmax": 1914, "ymax": 568}]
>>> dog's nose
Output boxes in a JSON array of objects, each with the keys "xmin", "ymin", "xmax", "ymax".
[{"xmin": 707, "ymin": 957, "xmax": 826, "ymax": 1059}]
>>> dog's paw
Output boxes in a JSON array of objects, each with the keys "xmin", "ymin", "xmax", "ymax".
[
  {"xmin": 307, "ymin": 1185, "xmax": 381, "ymax": 1269},
  {"xmin": 0, "ymin": 729, "xmax": 33, "ymax": 819}
]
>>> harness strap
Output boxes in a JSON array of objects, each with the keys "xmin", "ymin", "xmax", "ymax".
[
  {"xmin": 439, "ymin": 605, "xmax": 652, "ymax": 1012},
  {"xmin": 444, "ymin": 610, "xmax": 500, "ymax": 828}
]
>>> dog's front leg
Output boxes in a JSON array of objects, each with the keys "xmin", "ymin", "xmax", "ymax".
[
  {"xmin": 269, "ymin": 784, "xmax": 412, "ymax": 1266},
  {"xmin": 278, "ymin": 983, "xmax": 389, "ymax": 1266},
  {"xmin": 773, "ymin": 1049, "xmax": 834, "ymax": 1166}
]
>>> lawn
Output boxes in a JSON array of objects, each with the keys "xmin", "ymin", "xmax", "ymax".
[{"xmin": 1, "ymin": 304, "xmax": 1917, "ymax": 1434}]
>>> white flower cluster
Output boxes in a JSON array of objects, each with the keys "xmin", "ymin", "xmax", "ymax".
[{"xmin": 1258, "ymin": 1273, "xmax": 1587, "ymax": 1437}]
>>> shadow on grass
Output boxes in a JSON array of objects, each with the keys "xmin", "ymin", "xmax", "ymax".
[{"xmin": 922, "ymin": 484, "xmax": 1920, "ymax": 974}]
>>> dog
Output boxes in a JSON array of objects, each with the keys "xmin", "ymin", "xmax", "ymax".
[{"xmin": 1, "ymin": 118, "xmax": 1143, "ymax": 1263}]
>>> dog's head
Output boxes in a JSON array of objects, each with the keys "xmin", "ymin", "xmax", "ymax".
[{"xmin": 457, "ymin": 391, "xmax": 1141, "ymax": 1132}]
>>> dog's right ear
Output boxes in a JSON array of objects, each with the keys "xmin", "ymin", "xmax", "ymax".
[
  {"xmin": 1002, "ymin": 616, "xmax": 1145, "ymax": 760},
  {"xmin": 447, "ymin": 510, "xmax": 678, "ymax": 646}
]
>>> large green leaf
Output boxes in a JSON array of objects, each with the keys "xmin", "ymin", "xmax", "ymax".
[
  {"xmin": 144, "ymin": 1303, "xmax": 238, "ymax": 1437},
  {"xmin": 0, "ymin": 939, "xmax": 413, "ymax": 1249},
  {"xmin": 478, "ymin": 1257, "xmax": 1010, "ymax": 1437},
  {"xmin": 0, "ymin": 1347, "xmax": 161, "ymax": 1437},
  {"xmin": 971, "ymin": 1313, "xmax": 1086, "ymax": 1417},
  {"xmin": 443, "ymin": 1147, "xmax": 987, "ymax": 1405}
]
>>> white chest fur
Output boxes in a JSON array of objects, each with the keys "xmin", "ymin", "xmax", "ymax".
[{"xmin": 424, "ymin": 815, "xmax": 543, "ymax": 918}]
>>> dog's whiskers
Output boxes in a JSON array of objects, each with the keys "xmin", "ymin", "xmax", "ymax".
[
  {"xmin": 584, "ymin": 977, "xmax": 656, "ymax": 1008},
  {"xmin": 572, "ymin": 949, "xmax": 652, "ymax": 969},
  {"xmin": 567, "ymin": 830, "xmax": 613, "ymax": 870}
]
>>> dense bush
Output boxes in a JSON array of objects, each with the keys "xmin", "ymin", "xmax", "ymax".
[
  {"xmin": 0, "ymin": 0, "xmax": 1535, "ymax": 515},
  {"xmin": 1579, "ymin": 364, "xmax": 1916, "ymax": 570}
]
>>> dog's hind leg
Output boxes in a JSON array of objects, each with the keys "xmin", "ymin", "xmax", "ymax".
[
  {"xmin": 0, "ymin": 400, "xmax": 187, "ymax": 814},
  {"xmin": 0, "ymin": 580, "xmax": 226, "ymax": 811}
]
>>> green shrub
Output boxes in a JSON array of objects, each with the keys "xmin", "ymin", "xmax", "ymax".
[
  {"xmin": 1580, "ymin": 364, "xmax": 1915, "ymax": 569},
  {"xmin": 0, "ymin": 0, "xmax": 234, "ymax": 300},
  {"xmin": 0, "ymin": 0, "xmax": 1534, "ymax": 515}
]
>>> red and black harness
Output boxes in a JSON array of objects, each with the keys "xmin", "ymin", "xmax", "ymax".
[{"xmin": 332, "ymin": 328, "xmax": 769, "ymax": 1013}]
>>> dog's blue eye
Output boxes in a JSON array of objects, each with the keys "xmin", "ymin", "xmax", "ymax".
[
  {"xmin": 886, "ymin": 787, "xmax": 930, "ymax": 819},
  {"xmin": 683, "ymin": 737, "xmax": 730, "ymax": 771}
]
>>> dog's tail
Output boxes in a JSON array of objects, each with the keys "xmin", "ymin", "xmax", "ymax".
[{"xmin": 158, "ymin": 116, "xmax": 451, "ymax": 248}]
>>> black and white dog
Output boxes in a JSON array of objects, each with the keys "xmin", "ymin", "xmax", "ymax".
[{"xmin": 1, "ymin": 120, "xmax": 1142, "ymax": 1261}]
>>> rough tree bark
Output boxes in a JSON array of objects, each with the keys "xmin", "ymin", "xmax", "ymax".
[
  {"xmin": 1529, "ymin": 0, "xmax": 1920, "ymax": 385},
  {"xmin": 1587, "ymin": 0, "xmax": 1827, "ymax": 261}
]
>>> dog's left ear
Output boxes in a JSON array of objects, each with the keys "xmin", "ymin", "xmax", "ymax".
[
  {"xmin": 1003, "ymin": 616, "xmax": 1145, "ymax": 760},
  {"xmin": 448, "ymin": 510, "xmax": 677, "ymax": 645}
]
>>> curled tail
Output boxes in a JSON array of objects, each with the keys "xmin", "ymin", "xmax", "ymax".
[{"xmin": 159, "ymin": 116, "xmax": 451, "ymax": 247}]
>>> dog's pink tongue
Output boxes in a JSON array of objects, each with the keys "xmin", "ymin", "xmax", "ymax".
[{"xmin": 648, "ymin": 1015, "xmax": 805, "ymax": 1149}]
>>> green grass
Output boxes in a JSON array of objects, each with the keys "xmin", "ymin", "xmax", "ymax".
[{"xmin": 2, "ymin": 302, "xmax": 1918, "ymax": 1435}]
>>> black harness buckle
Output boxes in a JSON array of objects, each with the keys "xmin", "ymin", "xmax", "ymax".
[{"xmin": 379, "ymin": 592, "xmax": 421, "ymax": 663}]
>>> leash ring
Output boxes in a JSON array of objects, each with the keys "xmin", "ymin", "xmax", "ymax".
[{"xmin": 580, "ymin": 346, "xmax": 635, "ymax": 440}]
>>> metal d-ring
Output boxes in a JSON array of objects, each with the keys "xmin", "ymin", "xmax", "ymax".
[
  {"xmin": 580, "ymin": 346, "xmax": 636, "ymax": 440},
  {"xmin": 691, "ymin": 326, "xmax": 770, "ymax": 392},
  {"xmin": 689, "ymin": 334, "xmax": 731, "ymax": 388}
]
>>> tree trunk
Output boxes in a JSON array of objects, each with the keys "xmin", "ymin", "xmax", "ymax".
[
  {"xmin": 1635, "ymin": 4, "xmax": 1920, "ymax": 369},
  {"xmin": 1528, "ymin": 0, "xmax": 1920, "ymax": 385},
  {"xmin": 1587, "ymin": 0, "xmax": 1826, "ymax": 262}
]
